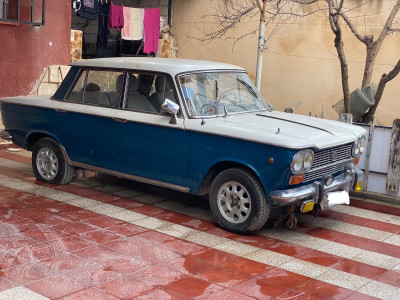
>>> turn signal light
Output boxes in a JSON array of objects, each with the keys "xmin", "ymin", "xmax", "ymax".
[
  {"xmin": 289, "ymin": 174, "xmax": 304, "ymax": 185},
  {"xmin": 355, "ymin": 181, "xmax": 362, "ymax": 192},
  {"xmin": 354, "ymin": 157, "xmax": 360, "ymax": 165}
]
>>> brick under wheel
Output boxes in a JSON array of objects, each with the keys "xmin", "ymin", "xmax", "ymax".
[
  {"xmin": 32, "ymin": 138, "xmax": 74, "ymax": 185},
  {"xmin": 209, "ymin": 168, "xmax": 270, "ymax": 234}
]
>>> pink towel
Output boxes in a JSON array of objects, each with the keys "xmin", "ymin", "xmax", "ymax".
[
  {"xmin": 143, "ymin": 8, "xmax": 160, "ymax": 54},
  {"xmin": 121, "ymin": 7, "xmax": 144, "ymax": 40},
  {"xmin": 108, "ymin": 3, "xmax": 124, "ymax": 31}
]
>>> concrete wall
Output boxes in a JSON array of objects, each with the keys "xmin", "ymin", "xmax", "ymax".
[
  {"xmin": 172, "ymin": 0, "xmax": 400, "ymax": 126},
  {"xmin": 0, "ymin": 0, "xmax": 72, "ymax": 98}
]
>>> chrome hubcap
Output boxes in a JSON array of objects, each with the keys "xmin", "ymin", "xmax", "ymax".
[
  {"xmin": 36, "ymin": 147, "xmax": 58, "ymax": 180},
  {"xmin": 217, "ymin": 181, "xmax": 251, "ymax": 224}
]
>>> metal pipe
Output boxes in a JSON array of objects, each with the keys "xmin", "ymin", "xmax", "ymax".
[
  {"xmin": 255, "ymin": 1, "xmax": 266, "ymax": 91},
  {"xmin": 363, "ymin": 115, "xmax": 375, "ymax": 191}
]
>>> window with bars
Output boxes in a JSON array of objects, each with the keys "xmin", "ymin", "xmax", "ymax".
[{"xmin": 0, "ymin": 0, "xmax": 45, "ymax": 26}]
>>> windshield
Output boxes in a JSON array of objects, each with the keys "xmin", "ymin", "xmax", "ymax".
[{"xmin": 178, "ymin": 72, "xmax": 273, "ymax": 117}]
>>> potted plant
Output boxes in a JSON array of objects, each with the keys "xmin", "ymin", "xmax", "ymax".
[{"xmin": 161, "ymin": 25, "xmax": 170, "ymax": 40}]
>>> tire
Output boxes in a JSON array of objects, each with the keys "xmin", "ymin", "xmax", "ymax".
[
  {"xmin": 32, "ymin": 138, "xmax": 74, "ymax": 185},
  {"xmin": 209, "ymin": 168, "xmax": 270, "ymax": 234}
]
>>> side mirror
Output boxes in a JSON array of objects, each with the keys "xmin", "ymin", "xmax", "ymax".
[{"xmin": 161, "ymin": 99, "xmax": 180, "ymax": 124}]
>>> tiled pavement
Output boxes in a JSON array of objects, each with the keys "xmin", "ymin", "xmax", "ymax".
[{"xmin": 1, "ymin": 149, "xmax": 400, "ymax": 299}]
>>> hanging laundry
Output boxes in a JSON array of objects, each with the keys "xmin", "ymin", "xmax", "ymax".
[
  {"xmin": 108, "ymin": 2, "xmax": 124, "ymax": 31},
  {"xmin": 143, "ymin": 8, "xmax": 161, "ymax": 54},
  {"xmin": 121, "ymin": 7, "xmax": 144, "ymax": 40},
  {"xmin": 75, "ymin": 0, "xmax": 99, "ymax": 20},
  {"xmin": 97, "ymin": 1, "xmax": 111, "ymax": 57}
]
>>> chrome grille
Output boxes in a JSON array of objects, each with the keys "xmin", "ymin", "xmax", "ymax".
[{"xmin": 304, "ymin": 143, "xmax": 353, "ymax": 182}]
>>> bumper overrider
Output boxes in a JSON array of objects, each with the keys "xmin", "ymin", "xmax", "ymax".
[{"xmin": 269, "ymin": 163, "xmax": 363, "ymax": 210}]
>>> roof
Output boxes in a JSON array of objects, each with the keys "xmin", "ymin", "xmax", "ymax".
[{"xmin": 70, "ymin": 57, "xmax": 245, "ymax": 75}]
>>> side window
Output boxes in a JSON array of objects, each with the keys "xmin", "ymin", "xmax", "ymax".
[{"xmin": 66, "ymin": 70, "xmax": 123, "ymax": 107}]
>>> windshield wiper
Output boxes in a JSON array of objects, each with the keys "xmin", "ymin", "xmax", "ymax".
[{"xmin": 237, "ymin": 78, "xmax": 258, "ymax": 98}]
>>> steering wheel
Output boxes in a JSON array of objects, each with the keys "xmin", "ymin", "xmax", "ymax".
[{"xmin": 200, "ymin": 103, "xmax": 218, "ymax": 115}]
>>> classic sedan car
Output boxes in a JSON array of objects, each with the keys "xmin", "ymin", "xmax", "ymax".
[{"xmin": 0, "ymin": 57, "xmax": 366, "ymax": 234}]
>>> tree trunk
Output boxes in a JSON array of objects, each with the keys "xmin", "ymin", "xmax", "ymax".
[
  {"xmin": 333, "ymin": 27, "xmax": 351, "ymax": 113},
  {"xmin": 361, "ymin": 42, "xmax": 378, "ymax": 88},
  {"xmin": 386, "ymin": 119, "xmax": 400, "ymax": 192},
  {"xmin": 363, "ymin": 58, "xmax": 400, "ymax": 124}
]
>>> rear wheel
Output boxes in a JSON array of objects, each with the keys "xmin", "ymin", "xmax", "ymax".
[
  {"xmin": 209, "ymin": 168, "xmax": 270, "ymax": 234},
  {"xmin": 32, "ymin": 138, "xmax": 74, "ymax": 184}
]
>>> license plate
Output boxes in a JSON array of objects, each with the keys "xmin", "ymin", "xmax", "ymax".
[{"xmin": 300, "ymin": 200, "xmax": 315, "ymax": 213}]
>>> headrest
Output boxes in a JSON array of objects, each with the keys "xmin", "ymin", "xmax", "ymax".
[
  {"xmin": 116, "ymin": 74, "xmax": 124, "ymax": 92},
  {"xmin": 86, "ymin": 83, "xmax": 100, "ymax": 92},
  {"xmin": 155, "ymin": 76, "xmax": 173, "ymax": 92},
  {"xmin": 128, "ymin": 75, "xmax": 139, "ymax": 93}
]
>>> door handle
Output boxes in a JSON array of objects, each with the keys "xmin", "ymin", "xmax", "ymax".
[{"xmin": 113, "ymin": 117, "xmax": 127, "ymax": 124}]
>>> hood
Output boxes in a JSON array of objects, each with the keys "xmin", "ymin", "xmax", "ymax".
[{"xmin": 186, "ymin": 111, "xmax": 367, "ymax": 150}]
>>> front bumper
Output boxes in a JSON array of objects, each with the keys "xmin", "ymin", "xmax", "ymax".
[{"xmin": 269, "ymin": 165, "xmax": 363, "ymax": 206}]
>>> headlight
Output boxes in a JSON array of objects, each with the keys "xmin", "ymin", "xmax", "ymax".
[
  {"xmin": 352, "ymin": 135, "xmax": 366, "ymax": 157},
  {"xmin": 291, "ymin": 150, "xmax": 314, "ymax": 174}
]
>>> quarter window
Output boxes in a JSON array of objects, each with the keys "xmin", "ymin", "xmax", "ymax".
[{"xmin": 66, "ymin": 70, "xmax": 123, "ymax": 108}]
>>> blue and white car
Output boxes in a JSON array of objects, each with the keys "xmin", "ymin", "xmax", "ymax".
[{"xmin": 0, "ymin": 57, "xmax": 366, "ymax": 234}]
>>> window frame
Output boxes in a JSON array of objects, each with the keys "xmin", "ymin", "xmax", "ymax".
[{"xmin": 0, "ymin": 0, "xmax": 46, "ymax": 26}]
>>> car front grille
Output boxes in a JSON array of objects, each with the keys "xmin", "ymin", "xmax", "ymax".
[{"xmin": 304, "ymin": 143, "xmax": 353, "ymax": 182}]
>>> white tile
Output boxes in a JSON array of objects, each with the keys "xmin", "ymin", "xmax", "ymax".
[
  {"xmin": 0, "ymin": 286, "xmax": 49, "ymax": 300},
  {"xmin": 107, "ymin": 210, "xmax": 146, "ymax": 222},
  {"xmin": 316, "ymin": 268, "xmax": 371, "ymax": 290},
  {"xmin": 130, "ymin": 217, "xmax": 170, "ymax": 230},
  {"xmin": 214, "ymin": 240, "xmax": 259, "ymax": 257},
  {"xmin": 184, "ymin": 231, "xmax": 227, "ymax": 247},
  {"xmin": 245, "ymin": 249, "xmax": 293, "ymax": 267},
  {"xmin": 358, "ymin": 280, "xmax": 400, "ymax": 299}
]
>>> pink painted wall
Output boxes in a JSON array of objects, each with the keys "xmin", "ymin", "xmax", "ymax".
[{"xmin": 0, "ymin": 1, "xmax": 71, "ymax": 98}]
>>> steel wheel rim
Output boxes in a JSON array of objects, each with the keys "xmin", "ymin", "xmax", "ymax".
[
  {"xmin": 217, "ymin": 181, "xmax": 251, "ymax": 224},
  {"xmin": 36, "ymin": 147, "xmax": 58, "ymax": 180}
]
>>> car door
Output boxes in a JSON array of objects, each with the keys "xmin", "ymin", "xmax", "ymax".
[
  {"xmin": 112, "ymin": 72, "xmax": 186, "ymax": 188},
  {"xmin": 55, "ymin": 69, "xmax": 123, "ymax": 171}
]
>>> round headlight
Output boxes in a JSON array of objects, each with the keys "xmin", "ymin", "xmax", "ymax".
[
  {"xmin": 359, "ymin": 136, "xmax": 366, "ymax": 154},
  {"xmin": 292, "ymin": 153, "xmax": 304, "ymax": 173},
  {"xmin": 303, "ymin": 152, "xmax": 314, "ymax": 170},
  {"xmin": 352, "ymin": 139, "xmax": 360, "ymax": 157}
]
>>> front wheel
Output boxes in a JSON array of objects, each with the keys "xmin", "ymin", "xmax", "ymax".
[
  {"xmin": 209, "ymin": 168, "xmax": 270, "ymax": 234},
  {"xmin": 32, "ymin": 138, "xmax": 74, "ymax": 185}
]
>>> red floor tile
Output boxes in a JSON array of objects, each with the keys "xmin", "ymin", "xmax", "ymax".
[
  {"xmin": 107, "ymin": 222, "xmax": 149, "ymax": 236},
  {"xmin": 83, "ymin": 215, "xmax": 124, "ymax": 228},
  {"xmin": 375, "ymin": 269, "xmax": 400, "ymax": 288},
  {"xmin": 133, "ymin": 230, "xmax": 177, "ymax": 246},
  {"xmin": 257, "ymin": 268, "xmax": 311, "ymax": 289},
  {"xmin": 58, "ymin": 209, "xmax": 100, "ymax": 222},
  {"xmin": 130, "ymin": 265, "xmax": 187, "ymax": 285},
  {"xmin": 136, "ymin": 288, "xmax": 187, "ymax": 300},
  {"xmin": 163, "ymin": 277, "xmax": 224, "ymax": 298},
  {"xmin": 0, "ymin": 251, "xmax": 30, "ymax": 269},
  {"xmin": 97, "ymin": 274, "xmax": 153, "ymax": 298},
  {"xmin": 334, "ymin": 260, "xmax": 386, "ymax": 279},
  {"xmin": 197, "ymin": 266, "xmax": 250, "ymax": 287},
  {"xmin": 157, "ymin": 239, "xmax": 207, "ymax": 256},
  {"xmin": 39, "ymin": 253, "xmax": 97, "ymax": 274},
  {"xmin": 0, "ymin": 213, "xmax": 24, "ymax": 222},
  {"xmin": 23, "ymin": 227, "xmax": 68, "ymax": 243},
  {"xmin": 31, "ymin": 214, "xmax": 75, "ymax": 227},
  {"xmin": 0, "ymin": 233, "xmax": 37, "ymax": 251},
  {"xmin": 46, "ymin": 235, "xmax": 95, "ymax": 252},
  {"xmin": 189, "ymin": 248, "xmax": 239, "ymax": 267},
  {"xmin": 295, "ymin": 279, "xmax": 354, "ymax": 299},
  {"xmin": 219, "ymin": 256, "xmax": 274, "ymax": 276},
  {"xmin": 199, "ymin": 288, "xmax": 256, "ymax": 300},
  {"xmin": 276, "ymin": 290, "xmax": 318, "ymax": 299},
  {"xmin": 59, "ymin": 287, "xmax": 119, "ymax": 300},
  {"xmin": 68, "ymin": 265, "xmax": 121, "ymax": 286},
  {"xmin": 297, "ymin": 250, "xmax": 346, "ymax": 268},
  {"xmin": 7, "ymin": 243, "xmax": 66, "ymax": 263},
  {"xmin": 160, "ymin": 257, "xmax": 213, "ymax": 276},
  {"xmin": 232, "ymin": 278, "xmax": 290, "ymax": 299},
  {"xmin": 26, "ymin": 274, "xmax": 87, "ymax": 299},
  {"xmin": 0, "ymin": 277, "xmax": 16, "ymax": 292},
  {"xmin": 75, "ymin": 229, "xmax": 123, "ymax": 244},
  {"xmin": 54, "ymin": 222, "xmax": 100, "ymax": 236},
  {"xmin": 2, "ymin": 263, "xmax": 55, "ymax": 285},
  {"xmin": 132, "ymin": 204, "xmax": 167, "ymax": 216}
]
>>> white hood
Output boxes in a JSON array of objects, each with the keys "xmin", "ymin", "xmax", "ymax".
[{"xmin": 185, "ymin": 111, "xmax": 367, "ymax": 150}]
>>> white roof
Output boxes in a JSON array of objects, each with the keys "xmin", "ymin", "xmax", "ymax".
[{"xmin": 70, "ymin": 57, "xmax": 244, "ymax": 75}]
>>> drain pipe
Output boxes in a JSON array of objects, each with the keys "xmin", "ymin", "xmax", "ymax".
[
  {"xmin": 168, "ymin": 0, "xmax": 172, "ymax": 26},
  {"xmin": 363, "ymin": 116, "xmax": 375, "ymax": 191}
]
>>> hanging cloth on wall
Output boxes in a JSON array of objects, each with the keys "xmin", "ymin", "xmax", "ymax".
[
  {"xmin": 76, "ymin": 0, "xmax": 99, "ymax": 20},
  {"xmin": 143, "ymin": 8, "xmax": 160, "ymax": 54},
  {"xmin": 108, "ymin": 2, "xmax": 124, "ymax": 31},
  {"xmin": 121, "ymin": 7, "xmax": 144, "ymax": 40}
]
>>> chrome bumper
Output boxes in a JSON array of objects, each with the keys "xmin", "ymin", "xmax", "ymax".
[{"xmin": 269, "ymin": 166, "xmax": 363, "ymax": 206}]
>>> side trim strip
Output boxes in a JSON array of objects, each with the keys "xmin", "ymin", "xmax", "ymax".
[{"xmin": 60, "ymin": 146, "xmax": 190, "ymax": 194}]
